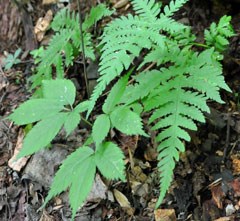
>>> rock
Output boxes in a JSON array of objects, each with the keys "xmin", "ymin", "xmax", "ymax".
[{"xmin": 23, "ymin": 144, "xmax": 68, "ymax": 188}]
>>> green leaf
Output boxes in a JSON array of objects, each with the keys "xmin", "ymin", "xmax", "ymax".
[
  {"xmin": 95, "ymin": 142, "xmax": 125, "ymax": 181},
  {"xmin": 92, "ymin": 114, "xmax": 110, "ymax": 145},
  {"xmin": 69, "ymin": 155, "xmax": 96, "ymax": 219},
  {"xmin": 64, "ymin": 112, "xmax": 81, "ymax": 136},
  {"xmin": 103, "ymin": 72, "xmax": 131, "ymax": 114},
  {"xmin": 42, "ymin": 79, "xmax": 76, "ymax": 106},
  {"xmin": 83, "ymin": 4, "xmax": 114, "ymax": 30},
  {"xmin": 110, "ymin": 106, "xmax": 148, "ymax": 136},
  {"xmin": 74, "ymin": 100, "xmax": 89, "ymax": 113},
  {"xmin": 17, "ymin": 113, "xmax": 68, "ymax": 158},
  {"xmin": 8, "ymin": 99, "xmax": 64, "ymax": 125},
  {"xmin": 41, "ymin": 146, "xmax": 95, "ymax": 219}
]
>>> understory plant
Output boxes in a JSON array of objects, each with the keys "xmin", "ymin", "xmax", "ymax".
[{"xmin": 8, "ymin": 0, "xmax": 234, "ymax": 219}]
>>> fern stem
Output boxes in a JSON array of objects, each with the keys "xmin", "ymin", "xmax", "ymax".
[
  {"xmin": 77, "ymin": 0, "xmax": 90, "ymax": 99},
  {"xmin": 191, "ymin": 42, "xmax": 209, "ymax": 48},
  {"xmin": 80, "ymin": 114, "xmax": 93, "ymax": 127}
]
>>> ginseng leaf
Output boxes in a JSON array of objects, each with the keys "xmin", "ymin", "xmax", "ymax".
[
  {"xmin": 8, "ymin": 99, "xmax": 64, "ymax": 125},
  {"xmin": 41, "ymin": 146, "xmax": 95, "ymax": 220},
  {"xmin": 110, "ymin": 106, "xmax": 148, "ymax": 136},
  {"xmin": 42, "ymin": 79, "xmax": 76, "ymax": 106},
  {"xmin": 17, "ymin": 113, "xmax": 68, "ymax": 158},
  {"xmin": 64, "ymin": 111, "xmax": 81, "ymax": 136},
  {"xmin": 92, "ymin": 114, "xmax": 110, "ymax": 145},
  {"xmin": 95, "ymin": 142, "xmax": 125, "ymax": 181}
]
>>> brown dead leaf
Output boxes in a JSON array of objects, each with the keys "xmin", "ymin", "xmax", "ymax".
[
  {"xmin": 42, "ymin": 0, "xmax": 58, "ymax": 5},
  {"xmin": 39, "ymin": 210, "xmax": 55, "ymax": 221},
  {"xmin": 130, "ymin": 165, "xmax": 147, "ymax": 183},
  {"xmin": 210, "ymin": 185, "xmax": 225, "ymax": 209},
  {"xmin": 214, "ymin": 217, "xmax": 232, "ymax": 221},
  {"xmin": 34, "ymin": 10, "xmax": 53, "ymax": 42},
  {"xmin": 154, "ymin": 209, "xmax": 176, "ymax": 221},
  {"xmin": 231, "ymin": 154, "xmax": 240, "ymax": 175},
  {"xmin": 110, "ymin": 0, "xmax": 129, "ymax": 9},
  {"xmin": 8, "ymin": 129, "xmax": 30, "ymax": 171},
  {"xmin": 113, "ymin": 189, "xmax": 134, "ymax": 216},
  {"xmin": 229, "ymin": 178, "xmax": 240, "ymax": 197}
]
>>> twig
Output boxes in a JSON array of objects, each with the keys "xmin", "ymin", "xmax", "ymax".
[
  {"xmin": 77, "ymin": 0, "xmax": 90, "ymax": 99},
  {"xmin": 223, "ymin": 112, "xmax": 231, "ymax": 161}
]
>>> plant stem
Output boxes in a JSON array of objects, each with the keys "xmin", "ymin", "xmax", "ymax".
[
  {"xmin": 77, "ymin": 0, "xmax": 90, "ymax": 99},
  {"xmin": 80, "ymin": 114, "xmax": 93, "ymax": 127}
]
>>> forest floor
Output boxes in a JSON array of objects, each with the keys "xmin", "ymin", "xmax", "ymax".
[{"xmin": 0, "ymin": 0, "xmax": 240, "ymax": 220}]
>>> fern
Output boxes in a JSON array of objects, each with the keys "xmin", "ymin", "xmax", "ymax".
[
  {"xmin": 86, "ymin": 1, "xmax": 189, "ymax": 117},
  {"xmin": 87, "ymin": 0, "xmax": 234, "ymax": 208},
  {"xmin": 30, "ymin": 4, "xmax": 113, "ymax": 89},
  {"xmin": 204, "ymin": 15, "xmax": 234, "ymax": 52},
  {"xmin": 8, "ymin": 0, "xmax": 235, "ymax": 218}
]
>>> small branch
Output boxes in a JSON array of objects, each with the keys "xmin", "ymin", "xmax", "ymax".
[{"xmin": 77, "ymin": 0, "xmax": 90, "ymax": 99}]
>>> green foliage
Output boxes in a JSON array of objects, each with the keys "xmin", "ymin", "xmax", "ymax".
[
  {"xmin": 41, "ymin": 141, "xmax": 125, "ymax": 220},
  {"xmin": 41, "ymin": 146, "xmax": 96, "ymax": 220},
  {"xmin": 3, "ymin": 48, "xmax": 22, "ymax": 70},
  {"xmin": 8, "ymin": 79, "xmax": 81, "ymax": 157},
  {"xmin": 8, "ymin": 0, "xmax": 235, "ymax": 219},
  {"xmin": 30, "ymin": 4, "xmax": 113, "ymax": 89},
  {"xmin": 86, "ymin": 0, "xmax": 234, "ymax": 209},
  {"xmin": 204, "ymin": 15, "xmax": 235, "ymax": 52},
  {"xmin": 95, "ymin": 142, "xmax": 125, "ymax": 181}
]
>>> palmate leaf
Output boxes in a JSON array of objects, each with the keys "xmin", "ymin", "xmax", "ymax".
[
  {"xmin": 92, "ymin": 114, "xmax": 110, "ymax": 145},
  {"xmin": 110, "ymin": 106, "xmax": 148, "ymax": 136},
  {"xmin": 64, "ymin": 111, "xmax": 81, "ymax": 136},
  {"xmin": 17, "ymin": 113, "xmax": 68, "ymax": 158},
  {"xmin": 42, "ymin": 79, "xmax": 76, "ymax": 106},
  {"xmin": 41, "ymin": 146, "xmax": 95, "ymax": 220},
  {"xmin": 95, "ymin": 142, "xmax": 125, "ymax": 181},
  {"xmin": 8, "ymin": 99, "xmax": 64, "ymax": 125}
]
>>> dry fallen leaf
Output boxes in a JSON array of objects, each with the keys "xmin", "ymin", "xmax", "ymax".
[
  {"xmin": 154, "ymin": 209, "xmax": 176, "ymax": 221},
  {"xmin": 110, "ymin": 0, "xmax": 129, "ymax": 9},
  {"xmin": 42, "ymin": 0, "xmax": 58, "ymax": 5},
  {"xmin": 231, "ymin": 154, "xmax": 240, "ymax": 175},
  {"xmin": 113, "ymin": 189, "xmax": 134, "ymax": 215},
  {"xmin": 214, "ymin": 217, "xmax": 231, "ymax": 221},
  {"xmin": 8, "ymin": 129, "xmax": 30, "ymax": 172},
  {"xmin": 210, "ymin": 185, "xmax": 225, "ymax": 209},
  {"xmin": 34, "ymin": 10, "xmax": 53, "ymax": 42}
]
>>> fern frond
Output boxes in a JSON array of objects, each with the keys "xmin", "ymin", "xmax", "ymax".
[
  {"xmin": 51, "ymin": 8, "xmax": 77, "ymax": 31},
  {"xmin": 87, "ymin": 14, "xmax": 188, "ymax": 117},
  {"xmin": 131, "ymin": 0, "xmax": 161, "ymax": 21},
  {"xmin": 161, "ymin": 0, "xmax": 189, "ymax": 18},
  {"xmin": 83, "ymin": 4, "xmax": 114, "ymax": 30},
  {"xmin": 204, "ymin": 15, "xmax": 234, "ymax": 52},
  {"xmin": 31, "ymin": 5, "xmax": 112, "ymax": 89}
]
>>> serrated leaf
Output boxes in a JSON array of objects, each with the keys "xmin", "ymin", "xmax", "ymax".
[
  {"xmin": 42, "ymin": 79, "xmax": 76, "ymax": 106},
  {"xmin": 95, "ymin": 142, "xmax": 125, "ymax": 181},
  {"xmin": 74, "ymin": 100, "xmax": 90, "ymax": 113},
  {"xmin": 103, "ymin": 73, "xmax": 130, "ymax": 114},
  {"xmin": 8, "ymin": 99, "xmax": 64, "ymax": 125},
  {"xmin": 17, "ymin": 113, "xmax": 68, "ymax": 158},
  {"xmin": 69, "ymin": 155, "xmax": 96, "ymax": 219},
  {"xmin": 110, "ymin": 106, "xmax": 148, "ymax": 136},
  {"xmin": 92, "ymin": 114, "xmax": 110, "ymax": 145},
  {"xmin": 64, "ymin": 112, "xmax": 81, "ymax": 136},
  {"xmin": 41, "ymin": 146, "xmax": 95, "ymax": 219}
]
